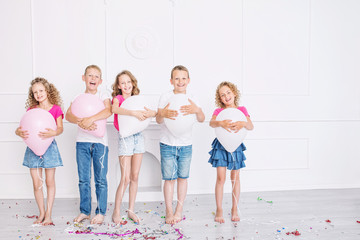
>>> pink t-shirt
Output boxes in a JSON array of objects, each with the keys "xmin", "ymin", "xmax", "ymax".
[
  {"xmin": 28, "ymin": 105, "xmax": 64, "ymax": 125},
  {"xmin": 112, "ymin": 95, "xmax": 125, "ymax": 131},
  {"xmin": 213, "ymin": 106, "xmax": 250, "ymax": 117}
]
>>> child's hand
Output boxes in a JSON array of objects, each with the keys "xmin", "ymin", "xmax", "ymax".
[
  {"xmin": 180, "ymin": 99, "xmax": 200, "ymax": 116},
  {"xmin": 220, "ymin": 120, "xmax": 232, "ymax": 132},
  {"xmin": 15, "ymin": 127, "xmax": 29, "ymax": 139},
  {"xmin": 39, "ymin": 128, "xmax": 56, "ymax": 139},
  {"xmin": 144, "ymin": 107, "xmax": 157, "ymax": 119},
  {"xmin": 230, "ymin": 121, "xmax": 247, "ymax": 133},
  {"xmin": 161, "ymin": 103, "xmax": 178, "ymax": 120},
  {"xmin": 132, "ymin": 110, "xmax": 147, "ymax": 121},
  {"xmin": 78, "ymin": 117, "xmax": 94, "ymax": 130}
]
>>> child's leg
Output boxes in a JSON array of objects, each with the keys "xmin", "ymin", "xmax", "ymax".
[
  {"xmin": 128, "ymin": 153, "xmax": 143, "ymax": 223},
  {"xmin": 163, "ymin": 179, "xmax": 176, "ymax": 224},
  {"xmin": 91, "ymin": 144, "xmax": 108, "ymax": 224},
  {"xmin": 174, "ymin": 145, "xmax": 192, "ymax": 223},
  {"xmin": 43, "ymin": 168, "xmax": 56, "ymax": 225},
  {"xmin": 215, "ymin": 167, "xmax": 226, "ymax": 223},
  {"xmin": 74, "ymin": 142, "xmax": 92, "ymax": 223},
  {"xmin": 230, "ymin": 169, "xmax": 240, "ymax": 222},
  {"xmin": 30, "ymin": 168, "xmax": 45, "ymax": 224},
  {"xmin": 173, "ymin": 178, "xmax": 187, "ymax": 223},
  {"xmin": 112, "ymin": 155, "xmax": 131, "ymax": 224}
]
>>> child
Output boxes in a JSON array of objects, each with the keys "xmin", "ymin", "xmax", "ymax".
[
  {"xmin": 208, "ymin": 81, "xmax": 254, "ymax": 223},
  {"xmin": 15, "ymin": 77, "xmax": 64, "ymax": 225},
  {"xmin": 111, "ymin": 70, "xmax": 156, "ymax": 224},
  {"xmin": 65, "ymin": 65, "xmax": 112, "ymax": 224},
  {"xmin": 156, "ymin": 65, "xmax": 205, "ymax": 224}
]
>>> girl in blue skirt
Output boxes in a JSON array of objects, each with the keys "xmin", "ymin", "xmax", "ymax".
[
  {"xmin": 15, "ymin": 77, "xmax": 64, "ymax": 225},
  {"xmin": 208, "ymin": 81, "xmax": 254, "ymax": 223}
]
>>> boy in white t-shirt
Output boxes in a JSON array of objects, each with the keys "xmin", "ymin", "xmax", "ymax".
[
  {"xmin": 65, "ymin": 65, "xmax": 112, "ymax": 224},
  {"xmin": 156, "ymin": 65, "xmax": 205, "ymax": 224}
]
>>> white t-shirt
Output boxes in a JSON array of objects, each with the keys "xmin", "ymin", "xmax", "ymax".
[
  {"xmin": 75, "ymin": 88, "xmax": 111, "ymax": 146},
  {"xmin": 158, "ymin": 90, "xmax": 201, "ymax": 146}
]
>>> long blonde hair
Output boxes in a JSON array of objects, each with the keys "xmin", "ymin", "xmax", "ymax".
[
  {"xmin": 25, "ymin": 77, "xmax": 63, "ymax": 109},
  {"xmin": 111, "ymin": 70, "xmax": 140, "ymax": 97},
  {"xmin": 215, "ymin": 81, "xmax": 240, "ymax": 108}
]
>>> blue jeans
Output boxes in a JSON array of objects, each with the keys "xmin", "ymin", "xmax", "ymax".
[
  {"xmin": 76, "ymin": 142, "xmax": 108, "ymax": 215},
  {"xmin": 160, "ymin": 143, "xmax": 192, "ymax": 180}
]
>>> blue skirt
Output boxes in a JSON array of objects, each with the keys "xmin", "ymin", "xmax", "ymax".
[
  {"xmin": 23, "ymin": 140, "xmax": 63, "ymax": 168},
  {"xmin": 208, "ymin": 138, "xmax": 246, "ymax": 170}
]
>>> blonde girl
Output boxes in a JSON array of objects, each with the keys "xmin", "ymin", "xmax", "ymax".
[
  {"xmin": 111, "ymin": 70, "xmax": 156, "ymax": 224},
  {"xmin": 15, "ymin": 77, "xmax": 64, "ymax": 225},
  {"xmin": 208, "ymin": 81, "xmax": 254, "ymax": 223}
]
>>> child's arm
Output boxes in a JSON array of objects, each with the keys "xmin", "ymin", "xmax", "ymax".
[
  {"xmin": 156, "ymin": 103, "xmax": 178, "ymax": 124},
  {"xmin": 232, "ymin": 116, "xmax": 254, "ymax": 132},
  {"xmin": 39, "ymin": 116, "xmax": 64, "ymax": 139},
  {"xmin": 209, "ymin": 115, "xmax": 232, "ymax": 132},
  {"xmin": 79, "ymin": 99, "xmax": 112, "ymax": 129},
  {"xmin": 15, "ymin": 127, "xmax": 29, "ymax": 139},
  {"xmin": 112, "ymin": 98, "xmax": 149, "ymax": 121},
  {"xmin": 180, "ymin": 99, "xmax": 205, "ymax": 122}
]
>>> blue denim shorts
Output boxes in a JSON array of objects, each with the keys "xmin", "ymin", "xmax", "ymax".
[
  {"xmin": 118, "ymin": 132, "xmax": 145, "ymax": 156},
  {"xmin": 160, "ymin": 143, "xmax": 192, "ymax": 180},
  {"xmin": 23, "ymin": 140, "xmax": 63, "ymax": 168}
]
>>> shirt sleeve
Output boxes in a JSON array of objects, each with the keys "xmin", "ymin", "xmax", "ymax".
[
  {"xmin": 54, "ymin": 105, "xmax": 64, "ymax": 119},
  {"xmin": 238, "ymin": 106, "xmax": 250, "ymax": 117},
  {"xmin": 213, "ymin": 108, "xmax": 222, "ymax": 116}
]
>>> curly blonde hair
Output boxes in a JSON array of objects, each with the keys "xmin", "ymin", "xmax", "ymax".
[
  {"xmin": 111, "ymin": 70, "xmax": 140, "ymax": 97},
  {"xmin": 215, "ymin": 81, "xmax": 240, "ymax": 108},
  {"xmin": 25, "ymin": 77, "xmax": 63, "ymax": 109}
]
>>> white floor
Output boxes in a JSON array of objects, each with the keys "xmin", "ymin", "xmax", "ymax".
[{"xmin": 1, "ymin": 188, "xmax": 360, "ymax": 239}]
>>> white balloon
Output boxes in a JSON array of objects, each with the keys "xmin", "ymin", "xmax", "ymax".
[
  {"xmin": 118, "ymin": 95, "xmax": 157, "ymax": 138},
  {"xmin": 164, "ymin": 94, "xmax": 196, "ymax": 137},
  {"xmin": 215, "ymin": 108, "xmax": 247, "ymax": 153}
]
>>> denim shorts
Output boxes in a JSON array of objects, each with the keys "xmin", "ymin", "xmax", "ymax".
[
  {"xmin": 118, "ymin": 132, "xmax": 145, "ymax": 156},
  {"xmin": 160, "ymin": 143, "xmax": 192, "ymax": 180},
  {"xmin": 23, "ymin": 140, "xmax": 63, "ymax": 168}
]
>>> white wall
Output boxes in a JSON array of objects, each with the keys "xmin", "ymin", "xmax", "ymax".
[{"xmin": 1, "ymin": 0, "xmax": 360, "ymax": 200}]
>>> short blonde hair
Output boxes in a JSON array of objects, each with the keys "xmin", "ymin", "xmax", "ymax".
[
  {"xmin": 215, "ymin": 81, "xmax": 240, "ymax": 108},
  {"xmin": 111, "ymin": 70, "xmax": 140, "ymax": 97},
  {"xmin": 171, "ymin": 65, "xmax": 190, "ymax": 79},
  {"xmin": 84, "ymin": 65, "xmax": 102, "ymax": 78}
]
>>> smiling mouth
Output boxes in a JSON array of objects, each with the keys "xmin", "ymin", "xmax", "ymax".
[{"xmin": 90, "ymin": 82, "xmax": 96, "ymax": 86}]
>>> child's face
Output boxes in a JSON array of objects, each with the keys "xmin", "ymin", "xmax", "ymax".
[
  {"xmin": 82, "ymin": 68, "xmax": 102, "ymax": 92},
  {"xmin": 219, "ymin": 85, "xmax": 236, "ymax": 107},
  {"xmin": 32, "ymin": 83, "xmax": 48, "ymax": 103},
  {"xmin": 118, "ymin": 74, "xmax": 133, "ymax": 95},
  {"xmin": 171, "ymin": 70, "xmax": 190, "ymax": 94}
]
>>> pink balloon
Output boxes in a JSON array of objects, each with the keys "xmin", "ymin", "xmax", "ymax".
[
  {"xmin": 20, "ymin": 108, "xmax": 57, "ymax": 156},
  {"xmin": 71, "ymin": 93, "xmax": 106, "ymax": 138}
]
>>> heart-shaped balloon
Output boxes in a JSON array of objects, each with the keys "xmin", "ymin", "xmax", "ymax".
[
  {"xmin": 20, "ymin": 108, "xmax": 57, "ymax": 156},
  {"xmin": 71, "ymin": 93, "xmax": 106, "ymax": 138},
  {"xmin": 118, "ymin": 95, "xmax": 156, "ymax": 138},
  {"xmin": 215, "ymin": 108, "xmax": 247, "ymax": 153},
  {"xmin": 164, "ymin": 94, "xmax": 196, "ymax": 137}
]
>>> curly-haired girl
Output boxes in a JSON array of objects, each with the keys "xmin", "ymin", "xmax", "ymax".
[
  {"xmin": 15, "ymin": 77, "xmax": 64, "ymax": 225},
  {"xmin": 209, "ymin": 81, "xmax": 254, "ymax": 223}
]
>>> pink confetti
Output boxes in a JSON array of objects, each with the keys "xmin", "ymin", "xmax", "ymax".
[{"xmin": 26, "ymin": 215, "xmax": 38, "ymax": 219}]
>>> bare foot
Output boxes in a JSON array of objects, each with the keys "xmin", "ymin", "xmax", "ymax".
[
  {"xmin": 42, "ymin": 217, "xmax": 53, "ymax": 226},
  {"xmin": 165, "ymin": 211, "xmax": 174, "ymax": 224},
  {"xmin": 112, "ymin": 211, "xmax": 123, "ymax": 224},
  {"xmin": 73, "ymin": 213, "xmax": 90, "ymax": 223},
  {"xmin": 215, "ymin": 208, "xmax": 225, "ymax": 223},
  {"xmin": 33, "ymin": 214, "xmax": 44, "ymax": 224},
  {"xmin": 128, "ymin": 210, "xmax": 140, "ymax": 223},
  {"xmin": 91, "ymin": 214, "xmax": 104, "ymax": 225},
  {"xmin": 231, "ymin": 208, "xmax": 240, "ymax": 222},
  {"xmin": 173, "ymin": 211, "xmax": 182, "ymax": 224}
]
